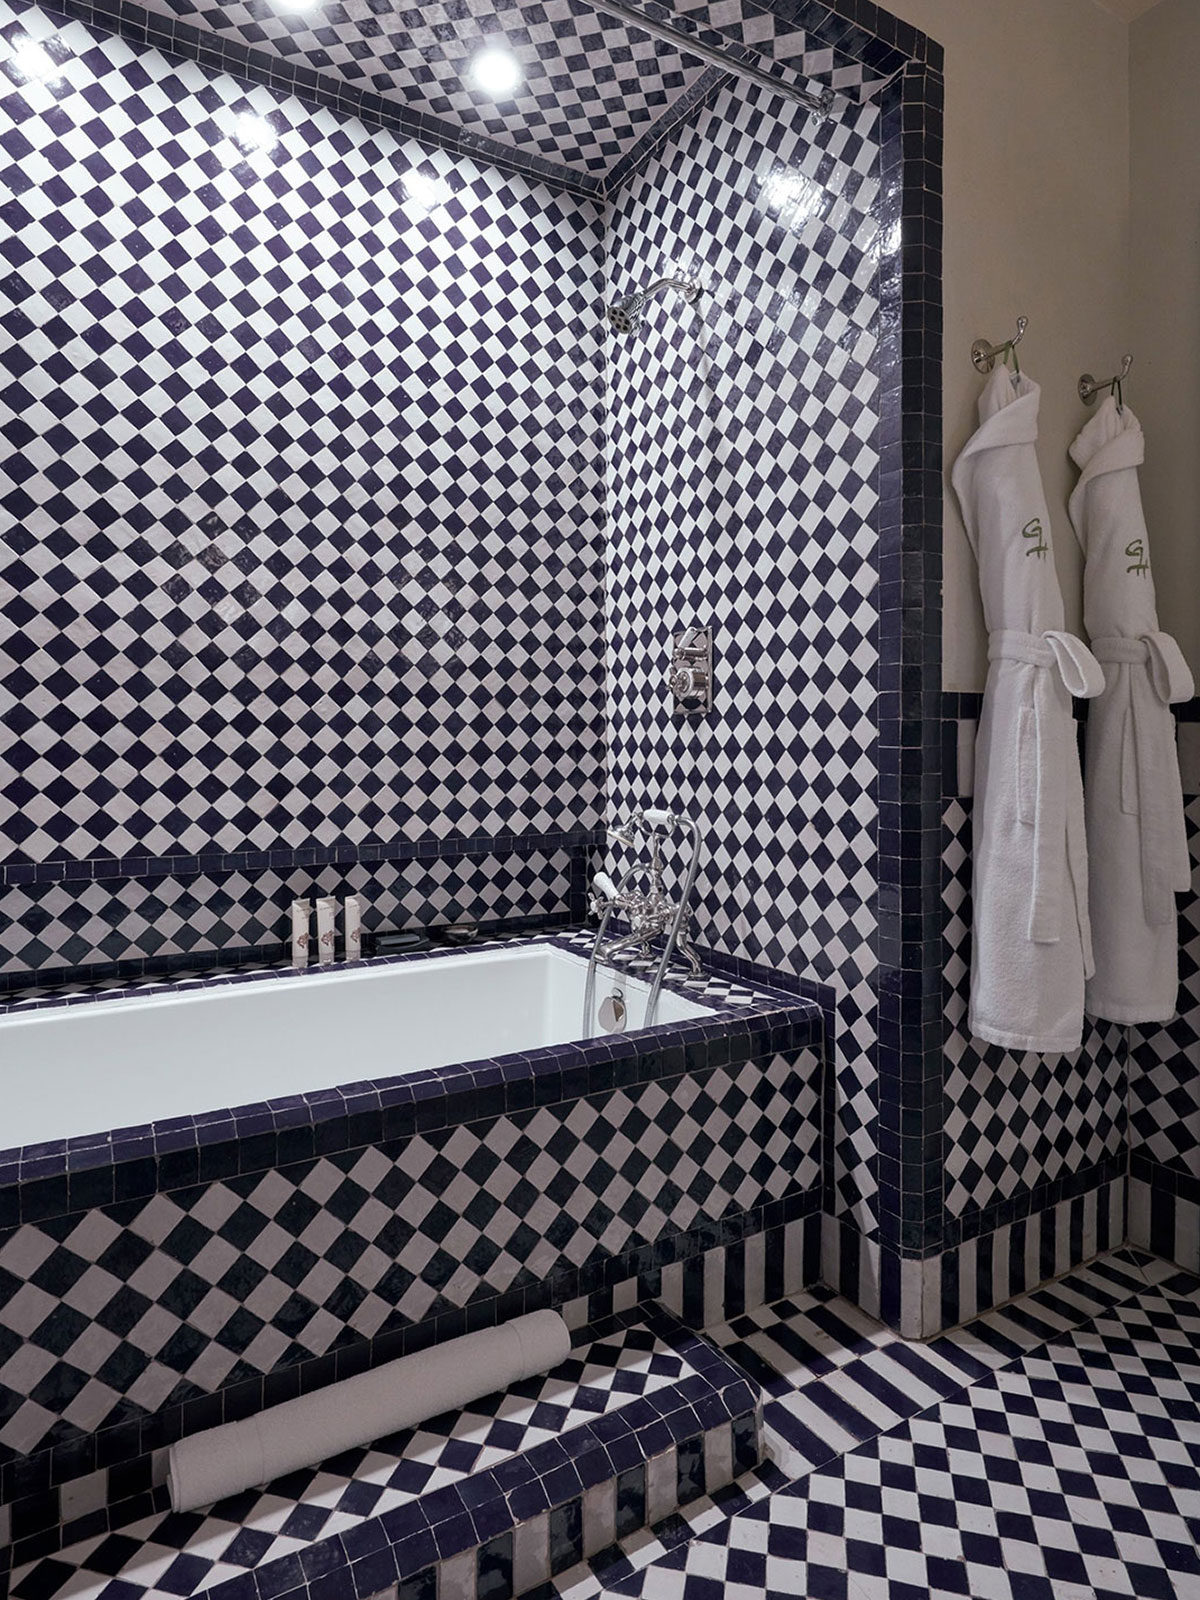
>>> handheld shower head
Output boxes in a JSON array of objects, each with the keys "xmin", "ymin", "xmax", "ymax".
[
  {"xmin": 609, "ymin": 816, "xmax": 640, "ymax": 849},
  {"xmin": 607, "ymin": 275, "xmax": 701, "ymax": 334}
]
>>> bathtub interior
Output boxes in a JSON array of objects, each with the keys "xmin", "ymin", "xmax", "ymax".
[{"xmin": 0, "ymin": 944, "xmax": 712, "ymax": 1151}]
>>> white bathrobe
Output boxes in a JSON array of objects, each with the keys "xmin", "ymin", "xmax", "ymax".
[
  {"xmin": 951, "ymin": 366, "xmax": 1104, "ymax": 1052},
  {"xmin": 1068, "ymin": 397, "xmax": 1194, "ymax": 1023}
]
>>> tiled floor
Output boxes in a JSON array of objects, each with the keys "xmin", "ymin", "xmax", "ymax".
[
  {"xmin": 546, "ymin": 1249, "xmax": 1200, "ymax": 1600},
  {"xmin": 13, "ymin": 1251, "xmax": 1199, "ymax": 1600}
]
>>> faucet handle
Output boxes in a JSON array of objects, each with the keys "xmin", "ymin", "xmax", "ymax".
[{"xmin": 593, "ymin": 870, "xmax": 620, "ymax": 902}]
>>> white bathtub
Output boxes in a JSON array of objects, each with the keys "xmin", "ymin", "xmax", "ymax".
[{"xmin": 0, "ymin": 944, "xmax": 712, "ymax": 1150}]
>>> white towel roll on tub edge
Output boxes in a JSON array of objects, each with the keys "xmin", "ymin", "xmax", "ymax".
[{"xmin": 167, "ymin": 1308, "xmax": 571, "ymax": 1513}]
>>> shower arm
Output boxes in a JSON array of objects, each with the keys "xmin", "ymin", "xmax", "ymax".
[
  {"xmin": 639, "ymin": 276, "xmax": 701, "ymax": 306},
  {"xmin": 588, "ymin": 0, "xmax": 835, "ymax": 117}
]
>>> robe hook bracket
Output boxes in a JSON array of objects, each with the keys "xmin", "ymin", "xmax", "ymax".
[
  {"xmin": 1078, "ymin": 353, "xmax": 1133, "ymax": 407},
  {"xmin": 971, "ymin": 316, "xmax": 1028, "ymax": 374}
]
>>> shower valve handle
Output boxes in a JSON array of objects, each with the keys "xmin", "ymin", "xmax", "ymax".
[{"xmin": 669, "ymin": 665, "xmax": 707, "ymax": 699}]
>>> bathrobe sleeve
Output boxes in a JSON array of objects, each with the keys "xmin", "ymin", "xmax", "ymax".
[
  {"xmin": 951, "ymin": 365, "xmax": 1103, "ymax": 1054},
  {"xmin": 1068, "ymin": 397, "xmax": 1194, "ymax": 1024}
]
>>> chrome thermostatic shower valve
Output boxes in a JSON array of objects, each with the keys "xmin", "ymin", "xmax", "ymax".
[{"xmin": 670, "ymin": 625, "xmax": 712, "ymax": 715}]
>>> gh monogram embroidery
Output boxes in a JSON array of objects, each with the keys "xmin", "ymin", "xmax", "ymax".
[
  {"xmin": 1021, "ymin": 517, "xmax": 1048, "ymax": 559},
  {"xmin": 1125, "ymin": 538, "xmax": 1149, "ymax": 576}
]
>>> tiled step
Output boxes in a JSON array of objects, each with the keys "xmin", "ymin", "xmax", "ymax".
[
  {"xmin": 595, "ymin": 1257, "xmax": 1200, "ymax": 1600},
  {"xmin": 705, "ymin": 1249, "xmax": 1156, "ymax": 1480},
  {"xmin": 531, "ymin": 1249, "xmax": 1165, "ymax": 1600},
  {"xmin": 7, "ymin": 1306, "xmax": 761, "ymax": 1600}
]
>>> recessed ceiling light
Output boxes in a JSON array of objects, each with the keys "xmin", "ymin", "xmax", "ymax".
[
  {"xmin": 10, "ymin": 41, "xmax": 60, "ymax": 82},
  {"xmin": 469, "ymin": 45, "xmax": 522, "ymax": 99}
]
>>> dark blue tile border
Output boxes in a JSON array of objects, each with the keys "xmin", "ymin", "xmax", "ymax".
[
  {"xmin": 1132, "ymin": 1150, "xmax": 1200, "ymax": 1212},
  {"xmin": 869, "ymin": 52, "xmax": 944, "ymax": 1288},
  {"xmin": 0, "ymin": 829, "xmax": 604, "ymax": 891}
]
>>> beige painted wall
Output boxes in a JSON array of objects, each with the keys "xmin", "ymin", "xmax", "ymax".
[
  {"xmin": 1130, "ymin": 0, "xmax": 1200, "ymax": 673},
  {"xmin": 879, "ymin": 0, "xmax": 1131, "ymax": 690}
]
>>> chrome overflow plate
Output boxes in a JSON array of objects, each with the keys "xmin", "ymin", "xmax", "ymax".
[
  {"xmin": 670, "ymin": 625, "xmax": 712, "ymax": 716},
  {"xmin": 598, "ymin": 988, "xmax": 627, "ymax": 1033}
]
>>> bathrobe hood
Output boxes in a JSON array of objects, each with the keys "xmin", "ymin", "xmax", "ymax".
[{"xmin": 956, "ymin": 370, "xmax": 1063, "ymax": 636}]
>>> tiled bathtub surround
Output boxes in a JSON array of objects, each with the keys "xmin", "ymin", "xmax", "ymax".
[
  {"xmin": 0, "ymin": 0, "xmax": 606, "ymax": 970},
  {"xmin": 8, "ymin": 1305, "xmax": 763, "ymax": 1600},
  {"xmin": 0, "ymin": 938, "xmax": 822, "ymax": 1550},
  {"xmin": 603, "ymin": 78, "xmax": 883, "ymax": 1252}
]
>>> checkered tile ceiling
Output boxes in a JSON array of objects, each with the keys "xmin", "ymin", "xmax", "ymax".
[{"xmin": 134, "ymin": 0, "xmax": 719, "ymax": 181}]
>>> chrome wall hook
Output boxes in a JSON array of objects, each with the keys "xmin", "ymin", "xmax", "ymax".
[
  {"xmin": 971, "ymin": 315, "xmax": 1028, "ymax": 375},
  {"xmin": 1078, "ymin": 353, "xmax": 1133, "ymax": 407}
]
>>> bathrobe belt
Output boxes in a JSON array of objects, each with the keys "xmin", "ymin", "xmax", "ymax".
[
  {"xmin": 988, "ymin": 629, "xmax": 1103, "ymax": 948},
  {"xmin": 1090, "ymin": 632, "xmax": 1193, "ymax": 926}
]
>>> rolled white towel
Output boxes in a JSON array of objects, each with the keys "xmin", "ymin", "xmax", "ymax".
[{"xmin": 168, "ymin": 1309, "xmax": 571, "ymax": 1513}]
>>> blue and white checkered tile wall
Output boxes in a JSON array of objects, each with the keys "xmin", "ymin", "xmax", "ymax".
[
  {"xmin": 603, "ymin": 78, "xmax": 882, "ymax": 1241},
  {"xmin": 45, "ymin": 0, "xmax": 910, "ymax": 207},
  {"xmin": 0, "ymin": 0, "xmax": 607, "ymax": 972},
  {"xmin": 133, "ymin": 0, "xmax": 718, "ymax": 184},
  {"xmin": 1130, "ymin": 787, "xmax": 1200, "ymax": 1270},
  {"xmin": 942, "ymin": 798, "xmax": 1128, "ymax": 1229},
  {"xmin": 0, "ymin": 850, "xmax": 574, "ymax": 977}
]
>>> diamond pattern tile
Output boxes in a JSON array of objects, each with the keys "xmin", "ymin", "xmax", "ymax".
[
  {"xmin": 606, "ymin": 1269, "xmax": 1200, "ymax": 1600},
  {"xmin": 604, "ymin": 79, "xmax": 881, "ymax": 1230},
  {"xmin": 1131, "ymin": 794, "xmax": 1200, "ymax": 1179},
  {"xmin": 0, "ymin": 851, "xmax": 573, "ymax": 975},
  {"xmin": 0, "ymin": 0, "xmax": 606, "ymax": 874},
  {"xmin": 0, "ymin": 1047, "xmax": 820, "ymax": 1460},
  {"xmin": 135, "ymin": 0, "xmax": 717, "ymax": 181},
  {"xmin": 942, "ymin": 800, "xmax": 1128, "ymax": 1217}
]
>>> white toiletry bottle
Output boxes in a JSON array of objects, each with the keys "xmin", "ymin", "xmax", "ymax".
[
  {"xmin": 315, "ymin": 897, "xmax": 337, "ymax": 966},
  {"xmin": 344, "ymin": 895, "xmax": 362, "ymax": 961},
  {"xmin": 291, "ymin": 900, "xmax": 311, "ymax": 967}
]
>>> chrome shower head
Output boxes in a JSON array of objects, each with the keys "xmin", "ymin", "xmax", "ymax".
[
  {"xmin": 607, "ymin": 275, "xmax": 701, "ymax": 334},
  {"xmin": 608, "ymin": 295, "xmax": 643, "ymax": 335}
]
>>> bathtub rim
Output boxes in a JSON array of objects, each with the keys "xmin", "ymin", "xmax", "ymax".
[
  {"xmin": 0, "ymin": 940, "xmax": 714, "ymax": 1153},
  {"xmin": 0, "ymin": 932, "xmax": 823, "ymax": 1226}
]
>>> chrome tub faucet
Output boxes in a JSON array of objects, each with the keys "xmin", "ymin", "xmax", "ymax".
[{"xmin": 582, "ymin": 808, "xmax": 702, "ymax": 1034}]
